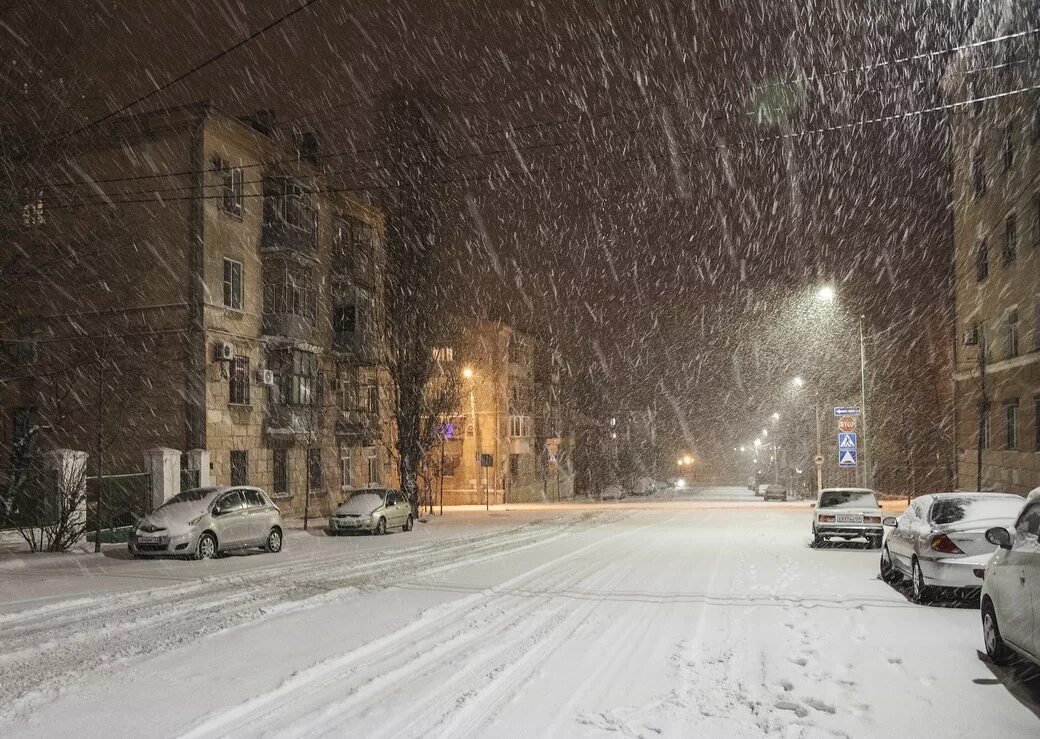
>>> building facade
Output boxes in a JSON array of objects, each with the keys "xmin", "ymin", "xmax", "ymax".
[
  {"xmin": 945, "ymin": 3, "xmax": 1040, "ymax": 495},
  {"xmin": 0, "ymin": 103, "xmax": 394, "ymax": 519},
  {"xmin": 425, "ymin": 320, "xmax": 574, "ymax": 506}
]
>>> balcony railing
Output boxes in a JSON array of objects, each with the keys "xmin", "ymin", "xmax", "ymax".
[
  {"xmin": 263, "ymin": 312, "xmax": 314, "ymax": 343},
  {"xmin": 333, "ymin": 330, "xmax": 378, "ymax": 364},
  {"xmin": 262, "ymin": 219, "xmax": 317, "ymax": 254},
  {"xmin": 334, "ymin": 409, "xmax": 379, "ymax": 443},
  {"xmin": 264, "ymin": 404, "xmax": 319, "ymax": 439}
]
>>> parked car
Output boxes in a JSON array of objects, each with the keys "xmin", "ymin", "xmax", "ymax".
[
  {"xmin": 600, "ymin": 484, "xmax": 626, "ymax": 500},
  {"xmin": 329, "ymin": 489, "xmax": 413, "ymax": 535},
  {"xmin": 632, "ymin": 477, "xmax": 657, "ymax": 496},
  {"xmin": 811, "ymin": 488, "xmax": 884, "ymax": 547},
  {"xmin": 763, "ymin": 484, "xmax": 788, "ymax": 502},
  {"xmin": 129, "ymin": 486, "xmax": 283, "ymax": 560},
  {"xmin": 880, "ymin": 492, "xmax": 1023, "ymax": 603},
  {"xmin": 981, "ymin": 496, "xmax": 1040, "ymax": 667}
]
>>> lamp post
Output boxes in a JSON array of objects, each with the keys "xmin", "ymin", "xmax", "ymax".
[
  {"xmin": 793, "ymin": 376, "xmax": 823, "ymax": 494},
  {"xmin": 816, "ymin": 285, "xmax": 871, "ymax": 489}
]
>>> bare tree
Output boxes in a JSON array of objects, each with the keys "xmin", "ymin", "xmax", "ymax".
[{"xmin": 14, "ymin": 451, "xmax": 88, "ymax": 552}]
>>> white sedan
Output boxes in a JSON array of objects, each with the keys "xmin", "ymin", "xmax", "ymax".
[
  {"xmin": 980, "ymin": 495, "xmax": 1039, "ymax": 667},
  {"xmin": 881, "ymin": 492, "xmax": 1023, "ymax": 603},
  {"xmin": 811, "ymin": 488, "xmax": 884, "ymax": 548}
]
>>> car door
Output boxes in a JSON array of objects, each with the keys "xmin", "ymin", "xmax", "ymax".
[
  {"xmin": 1000, "ymin": 502, "xmax": 1040, "ymax": 654},
  {"xmin": 241, "ymin": 489, "xmax": 270, "ymax": 544},
  {"xmin": 889, "ymin": 503, "xmax": 918, "ymax": 571},
  {"xmin": 394, "ymin": 491, "xmax": 410, "ymax": 525},
  {"xmin": 213, "ymin": 491, "xmax": 249, "ymax": 549},
  {"xmin": 383, "ymin": 491, "xmax": 401, "ymax": 527}
]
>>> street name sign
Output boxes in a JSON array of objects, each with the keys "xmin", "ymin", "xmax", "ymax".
[
  {"xmin": 838, "ymin": 416, "xmax": 857, "ymax": 433},
  {"xmin": 838, "ymin": 449, "xmax": 858, "ymax": 467},
  {"xmin": 833, "ymin": 407, "xmax": 861, "ymax": 416}
]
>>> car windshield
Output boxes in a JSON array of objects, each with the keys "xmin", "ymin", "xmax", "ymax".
[
  {"xmin": 930, "ymin": 496, "xmax": 1022, "ymax": 525},
  {"xmin": 341, "ymin": 492, "xmax": 385, "ymax": 513},
  {"xmin": 819, "ymin": 491, "xmax": 879, "ymax": 509},
  {"xmin": 161, "ymin": 487, "xmax": 218, "ymax": 508}
]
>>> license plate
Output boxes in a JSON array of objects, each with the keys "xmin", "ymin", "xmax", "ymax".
[
  {"xmin": 836, "ymin": 514, "xmax": 863, "ymax": 524},
  {"xmin": 137, "ymin": 535, "xmax": 162, "ymax": 543}
]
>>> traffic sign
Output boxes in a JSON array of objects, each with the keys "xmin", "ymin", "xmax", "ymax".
[
  {"xmin": 838, "ymin": 449, "xmax": 858, "ymax": 467},
  {"xmin": 838, "ymin": 416, "xmax": 857, "ymax": 433},
  {"xmin": 833, "ymin": 407, "xmax": 861, "ymax": 416},
  {"xmin": 479, "ymin": 453, "xmax": 494, "ymax": 468},
  {"xmin": 838, "ymin": 432, "xmax": 857, "ymax": 449}
]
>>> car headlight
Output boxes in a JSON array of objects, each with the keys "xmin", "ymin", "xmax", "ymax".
[{"xmin": 188, "ymin": 515, "xmax": 204, "ymax": 526}]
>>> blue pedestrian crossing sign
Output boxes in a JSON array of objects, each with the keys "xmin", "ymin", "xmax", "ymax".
[
  {"xmin": 838, "ymin": 449, "xmax": 858, "ymax": 467},
  {"xmin": 838, "ymin": 432, "xmax": 857, "ymax": 449}
]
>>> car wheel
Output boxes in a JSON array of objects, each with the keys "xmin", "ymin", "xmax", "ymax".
[
  {"xmin": 194, "ymin": 532, "xmax": 217, "ymax": 560},
  {"xmin": 880, "ymin": 545, "xmax": 899, "ymax": 583},
  {"xmin": 911, "ymin": 558, "xmax": 931, "ymax": 604},
  {"xmin": 127, "ymin": 545, "xmax": 138, "ymax": 559},
  {"xmin": 982, "ymin": 600, "xmax": 1012, "ymax": 665},
  {"xmin": 265, "ymin": 527, "xmax": 283, "ymax": 553},
  {"xmin": 376, "ymin": 517, "xmax": 386, "ymax": 536},
  {"xmin": 403, "ymin": 515, "xmax": 413, "ymax": 532}
]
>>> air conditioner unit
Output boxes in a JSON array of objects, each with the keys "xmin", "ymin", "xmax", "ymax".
[
  {"xmin": 214, "ymin": 341, "xmax": 235, "ymax": 362},
  {"xmin": 258, "ymin": 369, "xmax": 275, "ymax": 386},
  {"xmin": 963, "ymin": 329, "xmax": 978, "ymax": 346}
]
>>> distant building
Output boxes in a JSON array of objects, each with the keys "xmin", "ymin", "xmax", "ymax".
[
  {"xmin": 425, "ymin": 320, "xmax": 574, "ymax": 505},
  {"xmin": 0, "ymin": 102, "xmax": 394, "ymax": 518},
  {"xmin": 944, "ymin": 3, "xmax": 1039, "ymax": 494}
]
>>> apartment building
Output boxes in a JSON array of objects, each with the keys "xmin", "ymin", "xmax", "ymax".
[
  {"xmin": 944, "ymin": 2, "xmax": 1040, "ymax": 495},
  {"xmin": 0, "ymin": 102, "xmax": 393, "ymax": 518},
  {"xmin": 426, "ymin": 320, "xmax": 574, "ymax": 505}
]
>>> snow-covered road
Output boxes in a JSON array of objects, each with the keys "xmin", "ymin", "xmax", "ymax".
[{"xmin": 1, "ymin": 488, "xmax": 1038, "ymax": 737}]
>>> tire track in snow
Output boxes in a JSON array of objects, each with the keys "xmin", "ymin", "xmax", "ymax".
[{"xmin": 0, "ymin": 514, "xmax": 617, "ymax": 726}]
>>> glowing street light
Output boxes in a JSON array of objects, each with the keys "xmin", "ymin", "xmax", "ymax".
[
  {"xmin": 792, "ymin": 376, "xmax": 804, "ymax": 387},
  {"xmin": 761, "ymin": 428, "xmax": 768, "ymax": 438},
  {"xmin": 817, "ymin": 285, "xmax": 836, "ymax": 303},
  {"xmin": 461, "ymin": 366, "xmax": 475, "ymax": 379},
  {"xmin": 771, "ymin": 412, "xmax": 780, "ymax": 422}
]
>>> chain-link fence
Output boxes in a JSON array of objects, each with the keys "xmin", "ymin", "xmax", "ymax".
[{"xmin": 85, "ymin": 472, "xmax": 151, "ymax": 543}]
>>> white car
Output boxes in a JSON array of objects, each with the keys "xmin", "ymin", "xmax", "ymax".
[
  {"xmin": 812, "ymin": 488, "xmax": 884, "ymax": 548},
  {"xmin": 632, "ymin": 477, "xmax": 657, "ymax": 496},
  {"xmin": 881, "ymin": 492, "xmax": 1023, "ymax": 603},
  {"xmin": 980, "ymin": 496, "xmax": 1039, "ymax": 667},
  {"xmin": 600, "ymin": 484, "xmax": 626, "ymax": 501}
]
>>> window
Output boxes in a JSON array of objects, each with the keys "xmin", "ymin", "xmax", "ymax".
[
  {"xmin": 364, "ymin": 447, "xmax": 380, "ymax": 486},
  {"xmin": 433, "ymin": 347, "xmax": 454, "ymax": 363},
  {"xmin": 229, "ymin": 356, "xmax": 250, "ymax": 405},
  {"xmin": 1003, "ymin": 124, "xmax": 1014, "ymax": 171},
  {"xmin": 243, "ymin": 489, "xmax": 265, "ymax": 508},
  {"xmin": 510, "ymin": 415, "xmax": 530, "ymax": 438},
  {"xmin": 219, "ymin": 161, "xmax": 244, "ymax": 215},
  {"xmin": 263, "ymin": 261, "xmax": 315, "ymax": 320},
  {"xmin": 307, "ymin": 447, "xmax": 323, "ymax": 492},
  {"xmin": 980, "ymin": 404, "xmax": 990, "ymax": 450},
  {"xmin": 972, "ymin": 147, "xmax": 987, "ymax": 198},
  {"xmin": 223, "ymin": 258, "xmax": 244, "ymax": 310},
  {"xmin": 230, "ymin": 450, "xmax": 249, "ymax": 486},
  {"xmin": 218, "ymin": 491, "xmax": 246, "ymax": 512},
  {"xmin": 338, "ymin": 369, "xmax": 358, "ymax": 411},
  {"xmin": 340, "ymin": 450, "xmax": 354, "ymax": 489},
  {"xmin": 270, "ymin": 349, "xmax": 319, "ymax": 406},
  {"xmin": 364, "ymin": 379, "xmax": 379, "ymax": 414},
  {"xmin": 1006, "ymin": 403, "xmax": 1019, "ymax": 451},
  {"xmin": 333, "ymin": 303, "xmax": 357, "ymax": 335},
  {"xmin": 508, "ymin": 339, "xmax": 530, "ymax": 366},
  {"xmin": 333, "ymin": 216, "xmax": 373, "ymax": 280},
  {"xmin": 1003, "ymin": 214, "xmax": 1017, "ymax": 266},
  {"xmin": 21, "ymin": 192, "xmax": 44, "ymax": 226},
  {"xmin": 263, "ymin": 178, "xmax": 316, "ymax": 237},
  {"xmin": 1035, "ymin": 394, "xmax": 1040, "ymax": 452},
  {"xmin": 273, "ymin": 448, "xmax": 290, "ymax": 498},
  {"xmin": 509, "ymin": 453, "xmax": 520, "ymax": 477},
  {"xmin": 975, "ymin": 239, "xmax": 988, "ymax": 281},
  {"xmin": 1005, "ymin": 309, "xmax": 1019, "ymax": 358},
  {"xmin": 1015, "ymin": 503, "xmax": 1040, "ymax": 539}
]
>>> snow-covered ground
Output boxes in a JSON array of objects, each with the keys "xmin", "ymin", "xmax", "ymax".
[{"xmin": 1, "ymin": 487, "xmax": 1037, "ymax": 737}]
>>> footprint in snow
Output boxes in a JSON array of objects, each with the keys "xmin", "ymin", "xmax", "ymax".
[
  {"xmin": 774, "ymin": 700, "xmax": 809, "ymax": 718},
  {"xmin": 780, "ymin": 679, "xmax": 794, "ymax": 692},
  {"xmin": 790, "ymin": 657, "xmax": 808, "ymax": 667},
  {"xmin": 805, "ymin": 698, "xmax": 837, "ymax": 714}
]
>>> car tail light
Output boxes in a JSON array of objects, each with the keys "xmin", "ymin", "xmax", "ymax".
[
  {"xmin": 930, "ymin": 534, "xmax": 963, "ymax": 554},
  {"xmin": 819, "ymin": 515, "xmax": 835, "ymax": 522},
  {"xmin": 864, "ymin": 515, "xmax": 882, "ymax": 524}
]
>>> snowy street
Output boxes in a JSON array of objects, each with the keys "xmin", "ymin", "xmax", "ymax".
[{"xmin": 1, "ymin": 487, "xmax": 1038, "ymax": 737}]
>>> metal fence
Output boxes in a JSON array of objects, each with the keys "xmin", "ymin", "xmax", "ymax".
[
  {"xmin": 85, "ymin": 472, "xmax": 151, "ymax": 542},
  {"xmin": 180, "ymin": 468, "xmax": 200, "ymax": 491}
]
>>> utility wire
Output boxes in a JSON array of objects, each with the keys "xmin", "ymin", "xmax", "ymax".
[
  {"xmin": 46, "ymin": 83, "xmax": 1040, "ymax": 211},
  {"xmin": 54, "ymin": 0, "xmax": 326, "ymax": 144}
]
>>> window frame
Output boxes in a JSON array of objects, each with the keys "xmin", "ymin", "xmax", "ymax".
[
  {"xmin": 1003, "ymin": 123, "xmax": 1014, "ymax": 172},
  {"xmin": 229, "ymin": 355, "xmax": 251, "ymax": 406},
  {"xmin": 230, "ymin": 450, "xmax": 249, "ymax": 486},
  {"xmin": 307, "ymin": 447, "xmax": 324, "ymax": 492},
  {"xmin": 1003, "ymin": 214, "xmax": 1017, "ymax": 266},
  {"xmin": 975, "ymin": 239, "xmax": 988, "ymax": 282},
  {"xmin": 972, "ymin": 145, "xmax": 987, "ymax": 199},
  {"xmin": 1005, "ymin": 403, "xmax": 1019, "ymax": 451},
  {"xmin": 980, "ymin": 404, "xmax": 990, "ymax": 450},
  {"xmin": 219, "ymin": 161, "xmax": 244, "ymax": 216},
  {"xmin": 340, "ymin": 449, "xmax": 354, "ymax": 490},
  {"xmin": 223, "ymin": 258, "xmax": 244, "ymax": 311},
  {"xmin": 272, "ymin": 448, "xmax": 290, "ymax": 499}
]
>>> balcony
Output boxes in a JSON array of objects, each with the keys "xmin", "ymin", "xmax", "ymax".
[
  {"xmin": 263, "ymin": 312, "xmax": 314, "ymax": 343},
  {"xmin": 264, "ymin": 404, "xmax": 319, "ymax": 439},
  {"xmin": 335, "ymin": 409, "xmax": 379, "ymax": 444},
  {"xmin": 333, "ymin": 330, "xmax": 379, "ymax": 365},
  {"xmin": 262, "ymin": 220, "xmax": 317, "ymax": 255}
]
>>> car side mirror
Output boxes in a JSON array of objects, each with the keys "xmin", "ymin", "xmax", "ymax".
[
  {"xmin": 883, "ymin": 517, "xmax": 898, "ymax": 527},
  {"xmin": 985, "ymin": 527, "xmax": 1012, "ymax": 550}
]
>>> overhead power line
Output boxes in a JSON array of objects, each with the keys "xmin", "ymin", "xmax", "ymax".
[
  {"xmin": 55, "ymin": 0, "xmax": 326, "ymax": 143},
  {"xmin": 46, "ymin": 83, "xmax": 1039, "ymax": 212}
]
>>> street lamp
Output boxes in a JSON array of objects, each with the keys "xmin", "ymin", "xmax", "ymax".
[
  {"xmin": 792, "ymin": 376, "xmax": 804, "ymax": 387},
  {"xmin": 461, "ymin": 366, "xmax": 474, "ymax": 379},
  {"xmin": 792, "ymin": 376, "xmax": 824, "ymax": 495},
  {"xmin": 761, "ymin": 428, "xmax": 768, "ymax": 437},
  {"xmin": 815, "ymin": 284, "xmax": 871, "ymax": 488},
  {"xmin": 771, "ymin": 412, "xmax": 780, "ymax": 422}
]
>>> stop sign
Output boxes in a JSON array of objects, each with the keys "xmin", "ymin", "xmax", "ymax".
[{"xmin": 838, "ymin": 416, "xmax": 857, "ymax": 433}]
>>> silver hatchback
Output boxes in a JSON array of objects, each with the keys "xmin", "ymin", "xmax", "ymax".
[{"xmin": 129, "ymin": 486, "xmax": 284, "ymax": 560}]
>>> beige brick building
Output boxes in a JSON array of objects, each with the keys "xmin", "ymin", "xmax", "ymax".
[
  {"xmin": 1, "ymin": 103, "xmax": 394, "ymax": 518},
  {"xmin": 424, "ymin": 320, "xmax": 574, "ymax": 506},
  {"xmin": 944, "ymin": 3, "xmax": 1039, "ymax": 495}
]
